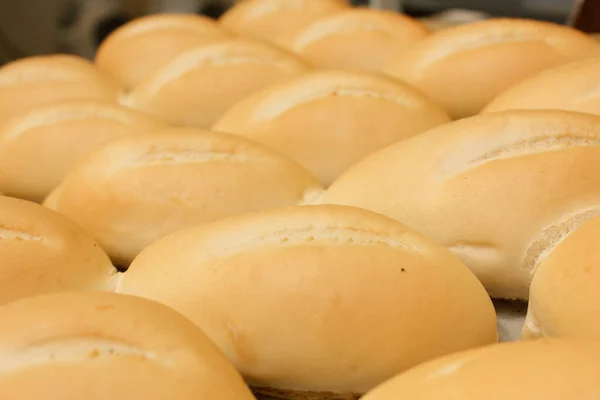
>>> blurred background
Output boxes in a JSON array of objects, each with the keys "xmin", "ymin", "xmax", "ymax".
[{"xmin": 0, "ymin": 0, "xmax": 583, "ymax": 65}]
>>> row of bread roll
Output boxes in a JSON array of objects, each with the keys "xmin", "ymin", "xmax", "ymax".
[
  {"xmin": 0, "ymin": 291, "xmax": 254, "ymax": 399},
  {"xmin": 112, "ymin": 203, "xmax": 498, "ymax": 398}
]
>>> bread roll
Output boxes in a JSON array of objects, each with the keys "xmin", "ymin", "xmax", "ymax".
[
  {"xmin": 117, "ymin": 204, "xmax": 498, "ymax": 399},
  {"xmin": 44, "ymin": 127, "xmax": 322, "ymax": 267},
  {"xmin": 282, "ymin": 8, "xmax": 429, "ymax": 72},
  {"xmin": 0, "ymin": 195, "xmax": 116, "ymax": 304},
  {"xmin": 360, "ymin": 339, "xmax": 600, "ymax": 400},
  {"xmin": 96, "ymin": 14, "xmax": 234, "ymax": 90},
  {"xmin": 124, "ymin": 39, "xmax": 309, "ymax": 128},
  {"xmin": 484, "ymin": 57, "xmax": 600, "ymax": 116},
  {"xmin": 522, "ymin": 213, "xmax": 600, "ymax": 340},
  {"xmin": 0, "ymin": 291, "xmax": 254, "ymax": 400},
  {"xmin": 382, "ymin": 18, "xmax": 600, "ymax": 119},
  {"xmin": 0, "ymin": 55, "xmax": 119, "ymax": 124},
  {"xmin": 219, "ymin": 0, "xmax": 349, "ymax": 45},
  {"xmin": 0, "ymin": 99, "xmax": 163, "ymax": 202},
  {"xmin": 213, "ymin": 70, "xmax": 450, "ymax": 186},
  {"xmin": 319, "ymin": 110, "xmax": 600, "ymax": 300}
]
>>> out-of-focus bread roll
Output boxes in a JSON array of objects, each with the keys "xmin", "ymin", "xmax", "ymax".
[
  {"xmin": 522, "ymin": 213, "xmax": 600, "ymax": 340},
  {"xmin": 95, "ymin": 14, "xmax": 234, "ymax": 90},
  {"xmin": 282, "ymin": 8, "xmax": 429, "ymax": 72},
  {"xmin": 484, "ymin": 57, "xmax": 600, "ymax": 116},
  {"xmin": 0, "ymin": 291, "xmax": 255, "ymax": 400},
  {"xmin": 0, "ymin": 100, "xmax": 163, "ymax": 202},
  {"xmin": 320, "ymin": 110, "xmax": 600, "ymax": 300},
  {"xmin": 0, "ymin": 196, "xmax": 116, "ymax": 304},
  {"xmin": 361, "ymin": 339, "xmax": 600, "ymax": 400},
  {"xmin": 44, "ymin": 127, "xmax": 322, "ymax": 267},
  {"xmin": 382, "ymin": 18, "xmax": 600, "ymax": 119},
  {"xmin": 118, "ymin": 204, "xmax": 498, "ymax": 399},
  {"xmin": 219, "ymin": 0, "xmax": 349, "ymax": 45},
  {"xmin": 0, "ymin": 55, "xmax": 119, "ymax": 123},
  {"xmin": 124, "ymin": 39, "xmax": 309, "ymax": 128},
  {"xmin": 213, "ymin": 70, "xmax": 450, "ymax": 186}
]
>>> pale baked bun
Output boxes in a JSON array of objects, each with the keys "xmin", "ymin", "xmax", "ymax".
[
  {"xmin": 361, "ymin": 339, "xmax": 600, "ymax": 400},
  {"xmin": 0, "ymin": 99, "xmax": 163, "ymax": 202},
  {"xmin": 124, "ymin": 39, "xmax": 309, "ymax": 128},
  {"xmin": 0, "ymin": 54, "xmax": 119, "ymax": 123},
  {"xmin": 282, "ymin": 8, "xmax": 429, "ymax": 72},
  {"xmin": 320, "ymin": 110, "xmax": 600, "ymax": 300},
  {"xmin": 0, "ymin": 195, "xmax": 116, "ymax": 305},
  {"xmin": 484, "ymin": 56, "xmax": 600, "ymax": 116},
  {"xmin": 117, "ymin": 204, "xmax": 498, "ymax": 399},
  {"xmin": 219, "ymin": 0, "xmax": 349, "ymax": 45},
  {"xmin": 96, "ymin": 14, "xmax": 234, "ymax": 90},
  {"xmin": 0, "ymin": 291, "xmax": 254, "ymax": 400},
  {"xmin": 382, "ymin": 18, "xmax": 600, "ymax": 119},
  {"xmin": 44, "ymin": 127, "xmax": 322, "ymax": 267},
  {"xmin": 522, "ymin": 212, "xmax": 600, "ymax": 340},
  {"xmin": 213, "ymin": 69, "xmax": 450, "ymax": 186}
]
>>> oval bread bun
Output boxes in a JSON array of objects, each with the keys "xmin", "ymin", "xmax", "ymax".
[
  {"xmin": 0, "ymin": 196, "xmax": 116, "ymax": 305},
  {"xmin": 44, "ymin": 127, "xmax": 322, "ymax": 267},
  {"xmin": 95, "ymin": 14, "xmax": 234, "ymax": 90},
  {"xmin": 118, "ymin": 204, "xmax": 498, "ymax": 398},
  {"xmin": 361, "ymin": 339, "xmax": 600, "ymax": 400},
  {"xmin": 212, "ymin": 70, "xmax": 451, "ymax": 186},
  {"xmin": 0, "ymin": 100, "xmax": 164, "ymax": 202},
  {"xmin": 320, "ymin": 110, "xmax": 600, "ymax": 300},
  {"xmin": 0, "ymin": 291, "xmax": 254, "ymax": 400},
  {"xmin": 382, "ymin": 18, "xmax": 600, "ymax": 119},
  {"xmin": 282, "ymin": 8, "xmax": 429, "ymax": 72},
  {"xmin": 124, "ymin": 39, "xmax": 309, "ymax": 128},
  {"xmin": 0, "ymin": 55, "xmax": 119, "ymax": 123},
  {"xmin": 522, "ymin": 213, "xmax": 600, "ymax": 340},
  {"xmin": 219, "ymin": 0, "xmax": 349, "ymax": 46},
  {"xmin": 484, "ymin": 57, "xmax": 600, "ymax": 116}
]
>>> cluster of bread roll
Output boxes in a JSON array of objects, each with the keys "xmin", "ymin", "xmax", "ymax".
[{"xmin": 2, "ymin": 0, "xmax": 600, "ymax": 398}]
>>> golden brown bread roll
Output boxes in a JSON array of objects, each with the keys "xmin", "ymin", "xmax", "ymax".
[
  {"xmin": 117, "ymin": 204, "xmax": 498, "ymax": 399},
  {"xmin": 484, "ymin": 56, "xmax": 600, "ymax": 116},
  {"xmin": 219, "ymin": 0, "xmax": 350, "ymax": 46},
  {"xmin": 282, "ymin": 8, "xmax": 429, "ymax": 72},
  {"xmin": 212, "ymin": 69, "xmax": 450, "ymax": 186},
  {"xmin": 319, "ymin": 110, "xmax": 600, "ymax": 300},
  {"xmin": 361, "ymin": 339, "xmax": 600, "ymax": 400},
  {"xmin": 522, "ymin": 213, "xmax": 600, "ymax": 340},
  {"xmin": 0, "ymin": 195, "xmax": 116, "ymax": 305},
  {"xmin": 95, "ymin": 13, "xmax": 234, "ymax": 90},
  {"xmin": 382, "ymin": 18, "xmax": 600, "ymax": 119},
  {"xmin": 0, "ymin": 55, "xmax": 119, "ymax": 124},
  {"xmin": 0, "ymin": 99, "xmax": 163, "ymax": 202},
  {"xmin": 0, "ymin": 291, "xmax": 255, "ymax": 400},
  {"xmin": 44, "ymin": 127, "xmax": 322, "ymax": 267},
  {"xmin": 124, "ymin": 38, "xmax": 309, "ymax": 128}
]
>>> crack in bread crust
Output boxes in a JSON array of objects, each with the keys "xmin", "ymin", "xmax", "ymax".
[
  {"xmin": 253, "ymin": 386, "xmax": 361, "ymax": 400},
  {"xmin": 522, "ymin": 207, "xmax": 600, "ymax": 276}
]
